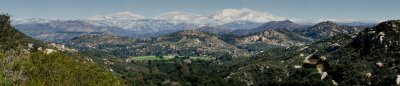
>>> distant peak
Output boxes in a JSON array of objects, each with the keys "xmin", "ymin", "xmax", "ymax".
[
  {"xmin": 268, "ymin": 20, "xmax": 295, "ymax": 24},
  {"xmin": 315, "ymin": 21, "xmax": 338, "ymax": 26},
  {"xmin": 324, "ymin": 21, "xmax": 335, "ymax": 24},
  {"xmin": 283, "ymin": 20, "xmax": 293, "ymax": 22}
]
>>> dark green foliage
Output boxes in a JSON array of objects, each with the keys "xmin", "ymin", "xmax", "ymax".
[
  {"xmin": 24, "ymin": 52, "xmax": 122, "ymax": 85},
  {"xmin": 0, "ymin": 14, "xmax": 124, "ymax": 85},
  {"xmin": 0, "ymin": 14, "xmax": 44, "ymax": 51}
]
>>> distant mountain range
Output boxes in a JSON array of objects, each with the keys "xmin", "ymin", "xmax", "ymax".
[
  {"xmin": 64, "ymin": 20, "xmax": 367, "ymax": 59},
  {"xmin": 11, "ymin": 8, "xmax": 378, "ymax": 42}
]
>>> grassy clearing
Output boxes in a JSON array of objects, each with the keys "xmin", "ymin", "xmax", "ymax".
[
  {"xmin": 131, "ymin": 56, "xmax": 214, "ymax": 61},
  {"xmin": 132, "ymin": 56, "xmax": 174, "ymax": 60}
]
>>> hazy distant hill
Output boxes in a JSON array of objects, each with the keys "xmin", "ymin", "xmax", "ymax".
[
  {"xmin": 232, "ymin": 20, "xmax": 303, "ymax": 35},
  {"xmin": 294, "ymin": 21, "xmax": 366, "ymax": 40}
]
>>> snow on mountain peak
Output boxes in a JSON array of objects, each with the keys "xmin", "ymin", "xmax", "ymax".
[
  {"xmin": 87, "ymin": 11, "xmax": 145, "ymax": 21},
  {"xmin": 12, "ymin": 18, "xmax": 58, "ymax": 25},
  {"xmin": 154, "ymin": 12, "xmax": 207, "ymax": 24},
  {"xmin": 153, "ymin": 8, "xmax": 285, "ymax": 25},
  {"xmin": 209, "ymin": 8, "xmax": 284, "ymax": 24}
]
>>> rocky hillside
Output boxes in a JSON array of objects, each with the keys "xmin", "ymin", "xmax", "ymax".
[
  {"xmin": 0, "ymin": 14, "xmax": 123, "ymax": 85},
  {"xmin": 237, "ymin": 29, "xmax": 313, "ymax": 47},
  {"xmin": 225, "ymin": 20, "xmax": 400, "ymax": 85},
  {"xmin": 294, "ymin": 21, "xmax": 366, "ymax": 40},
  {"xmin": 156, "ymin": 30, "xmax": 250, "ymax": 58},
  {"xmin": 67, "ymin": 30, "xmax": 250, "ymax": 59}
]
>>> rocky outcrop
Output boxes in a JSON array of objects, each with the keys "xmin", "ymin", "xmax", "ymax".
[
  {"xmin": 350, "ymin": 20, "xmax": 400, "ymax": 55},
  {"xmin": 238, "ymin": 29, "xmax": 312, "ymax": 46}
]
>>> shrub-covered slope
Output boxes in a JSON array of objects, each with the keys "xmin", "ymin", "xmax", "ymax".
[
  {"xmin": 0, "ymin": 14, "xmax": 123, "ymax": 85},
  {"xmin": 226, "ymin": 20, "xmax": 400, "ymax": 85}
]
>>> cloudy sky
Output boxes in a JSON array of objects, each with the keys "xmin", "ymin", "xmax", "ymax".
[{"xmin": 1, "ymin": 0, "xmax": 399, "ymax": 21}]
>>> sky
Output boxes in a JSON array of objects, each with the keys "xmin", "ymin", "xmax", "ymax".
[{"xmin": 1, "ymin": 0, "xmax": 399, "ymax": 21}]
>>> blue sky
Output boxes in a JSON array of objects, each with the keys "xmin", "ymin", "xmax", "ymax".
[{"xmin": 1, "ymin": 0, "xmax": 399, "ymax": 20}]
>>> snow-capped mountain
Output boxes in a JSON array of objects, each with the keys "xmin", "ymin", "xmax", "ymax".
[
  {"xmin": 12, "ymin": 18, "xmax": 56, "ymax": 25},
  {"xmin": 85, "ymin": 12, "xmax": 148, "ymax": 29},
  {"xmin": 11, "ymin": 8, "xmax": 377, "ymax": 42},
  {"xmin": 154, "ymin": 12, "xmax": 208, "ymax": 25},
  {"xmin": 14, "ymin": 8, "xmax": 286, "ymax": 31},
  {"xmin": 153, "ymin": 8, "xmax": 285, "ymax": 26},
  {"xmin": 208, "ymin": 8, "xmax": 284, "ymax": 25}
]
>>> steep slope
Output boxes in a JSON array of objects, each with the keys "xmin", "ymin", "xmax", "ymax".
[
  {"xmin": 323, "ymin": 20, "xmax": 400, "ymax": 85},
  {"xmin": 0, "ymin": 14, "xmax": 123, "ymax": 85}
]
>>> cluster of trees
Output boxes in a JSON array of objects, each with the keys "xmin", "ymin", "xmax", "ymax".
[{"xmin": 105, "ymin": 55, "xmax": 253, "ymax": 85}]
